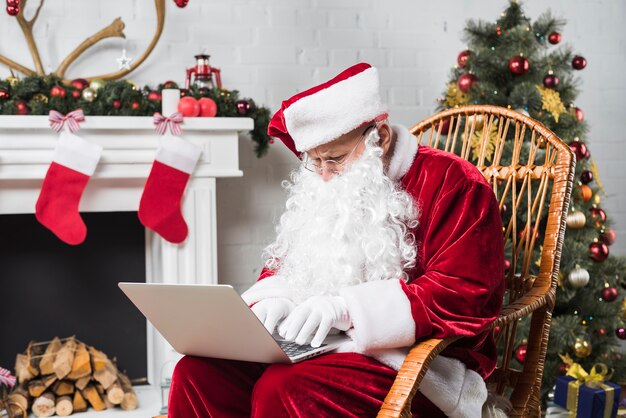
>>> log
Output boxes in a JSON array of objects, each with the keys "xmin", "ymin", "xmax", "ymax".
[
  {"xmin": 106, "ymin": 381, "xmax": 124, "ymax": 405},
  {"xmin": 7, "ymin": 382, "xmax": 29, "ymax": 418},
  {"xmin": 39, "ymin": 337, "xmax": 62, "ymax": 375},
  {"xmin": 118, "ymin": 372, "xmax": 138, "ymax": 411},
  {"xmin": 27, "ymin": 374, "xmax": 57, "ymax": 397},
  {"xmin": 75, "ymin": 376, "xmax": 91, "ymax": 390},
  {"xmin": 93, "ymin": 358, "xmax": 118, "ymax": 390},
  {"xmin": 67, "ymin": 342, "xmax": 91, "ymax": 380},
  {"xmin": 32, "ymin": 392, "xmax": 55, "ymax": 417},
  {"xmin": 89, "ymin": 346, "xmax": 109, "ymax": 372},
  {"xmin": 26, "ymin": 341, "xmax": 45, "ymax": 378},
  {"xmin": 55, "ymin": 395, "xmax": 73, "ymax": 417},
  {"xmin": 72, "ymin": 390, "xmax": 88, "ymax": 413},
  {"xmin": 81, "ymin": 383, "xmax": 106, "ymax": 411},
  {"xmin": 52, "ymin": 379, "xmax": 75, "ymax": 396},
  {"xmin": 53, "ymin": 338, "xmax": 77, "ymax": 379},
  {"xmin": 14, "ymin": 354, "xmax": 34, "ymax": 383}
]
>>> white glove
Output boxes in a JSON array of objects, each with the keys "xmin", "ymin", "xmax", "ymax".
[
  {"xmin": 251, "ymin": 297, "xmax": 295, "ymax": 335},
  {"xmin": 278, "ymin": 295, "xmax": 351, "ymax": 348}
]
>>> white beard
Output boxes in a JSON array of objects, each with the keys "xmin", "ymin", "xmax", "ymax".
[{"xmin": 263, "ymin": 130, "xmax": 419, "ymax": 303}]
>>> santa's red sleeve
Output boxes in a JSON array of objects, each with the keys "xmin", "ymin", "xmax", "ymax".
[{"xmin": 340, "ymin": 149, "xmax": 504, "ymax": 375}]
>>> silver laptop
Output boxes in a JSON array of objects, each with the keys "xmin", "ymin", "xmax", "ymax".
[{"xmin": 118, "ymin": 282, "xmax": 349, "ymax": 363}]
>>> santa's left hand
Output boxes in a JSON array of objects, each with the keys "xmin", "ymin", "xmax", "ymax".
[{"xmin": 278, "ymin": 295, "xmax": 351, "ymax": 347}]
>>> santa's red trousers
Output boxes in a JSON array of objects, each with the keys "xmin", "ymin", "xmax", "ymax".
[{"xmin": 168, "ymin": 352, "xmax": 445, "ymax": 417}]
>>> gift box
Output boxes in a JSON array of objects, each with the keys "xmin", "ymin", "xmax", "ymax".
[{"xmin": 554, "ymin": 375, "xmax": 621, "ymax": 418}]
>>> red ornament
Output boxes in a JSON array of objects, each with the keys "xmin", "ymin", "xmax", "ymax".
[
  {"xmin": 71, "ymin": 90, "xmax": 81, "ymax": 99},
  {"xmin": 198, "ymin": 97, "xmax": 217, "ymax": 117},
  {"xmin": 7, "ymin": 0, "xmax": 19, "ymax": 5},
  {"xmin": 572, "ymin": 56, "xmax": 587, "ymax": 70},
  {"xmin": 148, "ymin": 91, "xmax": 162, "ymax": 101},
  {"xmin": 514, "ymin": 344, "xmax": 527, "ymax": 363},
  {"xmin": 0, "ymin": 88, "xmax": 9, "ymax": 101},
  {"xmin": 559, "ymin": 362, "xmax": 570, "ymax": 375},
  {"xmin": 617, "ymin": 327, "xmax": 626, "ymax": 340},
  {"xmin": 457, "ymin": 73, "xmax": 478, "ymax": 93},
  {"xmin": 236, "ymin": 99, "xmax": 251, "ymax": 116},
  {"xmin": 543, "ymin": 74, "xmax": 559, "ymax": 88},
  {"xmin": 508, "ymin": 56, "xmax": 530, "ymax": 75},
  {"xmin": 131, "ymin": 101, "xmax": 140, "ymax": 110},
  {"xmin": 504, "ymin": 259, "xmax": 511, "ymax": 274},
  {"xmin": 269, "ymin": 138, "xmax": 274, "ymax": 144},
  {"xmin": 500, "ymin": 203, "xmax": 508, "ymax": 216},
  {"xmin": 15, "ymin": 100, "xmax": 29, "ymax": 115},
  {"xmin": 599, "ymin": 228, "xmax": 616, "ymax": 246},
  {"xmin": 457, "ymin": 50, "xmax": 471, "ymax": 69},
  {"xmin": 179, "ymin": 88, "xmax": 190, "ymax": 98},
  {"xmin": 589, "ymin": 242, "xmax": 609, "ymax": 262},
  {"xmin": 177, "ymin": 96, "xmax": 200, "ymax": 117},
  {"xmin": 435, "ymin": 118, "xmax": 453, "ymax": 135},
  {"xmin": 601, "ymin": 287, "xmax": 618, "ymax": 302},
  {"xmin": 589, "ymin": 207, "xmax": 606, "ymax": 223},
  {"xmin": 6, "ymin": 4, "xmax": 19, "ymax": 15},
  {"xmin": 575, "ymin": 107, "xmax": 584, "ymax": 121},
  {"xmin": 595, "ymin": 328, "xmax": 607, "ymax": 336},
  {"xmin": 163, "ymin": 80, "xmax": 178, "ymax": 89},
  {"xmin": 580, "ymin": 170, "xmax": 593, "ymax": 184},
  {"xmin": 548, "ymin": 32, "xmax": 561, "ymax": 45},
  {"xmin": 569, "ymin": 141, "xmax": 588, "ymax": 161},
  {"xmin": 174, "ymin": 0, "xmax": 189, "ymax": 7},
  {"xmin": 50, "ymin": 86, "xmax": 66, "ymax": 98},
  {"xmin": 71, "ymin": 78, "xmax": 88, "ymax": 90},
  {"xmin": 113, "ymin": 100, "xmax": 121, "ymax": 109}
]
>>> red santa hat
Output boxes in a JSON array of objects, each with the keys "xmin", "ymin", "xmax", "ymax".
[{"xmin": 268, "ymin": 63, "xmax": 388, "ymax": 156}]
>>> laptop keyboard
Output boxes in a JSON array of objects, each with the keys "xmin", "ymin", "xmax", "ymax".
[{"xmin": 277, "ymin": 340, "xmax": 326, "ymax": 357}]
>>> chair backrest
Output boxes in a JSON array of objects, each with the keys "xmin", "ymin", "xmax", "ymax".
[{"xmin": 408, "ymin": 105, "xmax": 575, "ymax": 417}]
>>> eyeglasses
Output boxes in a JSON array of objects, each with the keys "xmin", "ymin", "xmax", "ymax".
[{"xmin": 302, "ymin": 124, "xmax": 376, "ymax": 175}]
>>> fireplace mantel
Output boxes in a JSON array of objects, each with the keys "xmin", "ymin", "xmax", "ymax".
[{"xmin": 0, "ymin": 116, "xmax": 253, "ymax": 416}]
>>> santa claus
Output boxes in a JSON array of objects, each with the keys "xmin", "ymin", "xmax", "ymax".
[{"xmin": 168, "ymin": 63, "xmax": 506, "ymax": 417}]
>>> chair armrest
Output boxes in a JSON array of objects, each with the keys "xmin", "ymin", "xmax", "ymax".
[{"xmin": 377, "ymin": 337, "xmax": 459, "ymax": 418}]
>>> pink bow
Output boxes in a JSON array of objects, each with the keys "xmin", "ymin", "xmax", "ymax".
[
  {"xmin": 0, "ymin": 366, "xmax": 16, "ymax": 388},
  {"xmin": 49, "ymin": 109, "xmax": 85, "ymax": 133},
  {"xmin": 153, "ymin": 112, "xmax": 184, "ymax": 136}
]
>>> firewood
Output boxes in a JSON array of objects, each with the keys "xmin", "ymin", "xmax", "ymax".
[
  {"xmin": 27, "ymin": 374, "xmax": 57, "ymax": 398},
  {"xmin": 39, "ymin": 337, "xmax": 62, "ymax": 375},
  {"xmin": 88, "ymin": 346, "xmax": 109, "ymax": 372},
  {"xmin": 118, "ymin": 372, "xmax": 138, "ymax": 411},
  {"xmin": 52, "ymin": 379, "xmax": 75, "ymax": 396},
  {"xmin": 75, "ymin": 376, "xmax": 91, "ymax": 390},
  {"xmin": 93, "ymin": 358, "xmax": 118, "ymax": 390},
  {"xmin": 26, "ymin": 341, "xmax": 45, "ymax": 378},
  {"xmin": 53, "ymin": 338, "xmax": 77, "ymax": 379},
  {"xmin": 72, "ymin": 390, "xmax": 88, "ymax": 413},
  {"xmin": 55, "ymin": 395, "xmax": 73, "ymax": 417},
  {"xmin": 7, "ymin": 382, "xmax": 29, "ymax": 418},
  {"xmin": 32, "ymin": 392, "xmax": 55, "ymax": 417},
  {"xmin": 106, "ymin": 381, "xmax": 124, "ymax": 405},
  {"xmin": 14, "ymin": 354, "xmax": 34, "ymax": 383},
  {"xmin": 67, "ymin": 342, "xmax": 91, "ymax": 380},
  {"xmin": 81, "ymin": 383, "xmax": 106, "ymax": 411}
]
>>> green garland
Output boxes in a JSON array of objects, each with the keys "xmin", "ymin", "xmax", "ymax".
[{"xmin": 0, "ymin": 75, "xmax": 272, "ymax": 157}]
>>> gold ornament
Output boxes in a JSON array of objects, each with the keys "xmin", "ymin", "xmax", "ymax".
[
  {"xmin": 125, "ymin": 79, "xmax": 137, "ymax": 90},
  {"xmin": 593, "ymin": 193, "xmax": 601, "ymax": 206},
  {"xmin": 89, "ymin": 79, "xmax": 105, "ymax": 91},
  {"xmin": 444, "ymin": 82, "xmax": 469, "ymax": 108},
  {"xmin": 589, "ymin": 160, "xmax": 605, "ymax": 195},
  {"xmin": 6, "ymin": 76, "xmax": 19, "ymax": 87},
  {"xmin": 32, "ymin": 93, "xmax": 48, "ymax": 104},
  {"xmin": 566, "ymin": 210, "xmax": 586, "ymax": 229},
  {"xmin": 536, "ymin": 85, "xmax": 566, "ymax": 123},
  {"xmin": 467, "ymin": 114, "xmax": 485, "ymax": 130},
  {"xmin": 465, "ymin": 119, "xmax": 498, "ymax": 162},
  {"xmin": 568, "ymin": 265, "xmax": 590, "ymax": 288},
  {"xmin": 557, "ymin": 271, "xmax": 565, "ymax": 287},
  {"xmin": 82, "ymin": 87, "xmax": 97, "ymax": 102},
  {"xmin": 573, "ymin": 336, "xmax": 592, "ymax": 358}
]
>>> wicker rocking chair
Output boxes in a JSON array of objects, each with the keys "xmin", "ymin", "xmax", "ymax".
[{"xmin": 377, "ymin": 105, "xmax": 575, "ymax": 417}]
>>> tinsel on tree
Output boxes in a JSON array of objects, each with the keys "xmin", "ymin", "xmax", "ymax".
[{"xmin": 438, "ymin": 0, "xmax": 626, "ymax": 400}]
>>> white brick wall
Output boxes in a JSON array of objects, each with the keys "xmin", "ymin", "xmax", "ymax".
[{"xmin": 1, "ymin": 0, "xmax": 625, "ymax": 292}]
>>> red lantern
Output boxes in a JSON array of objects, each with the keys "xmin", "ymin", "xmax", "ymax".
[
  {"xmin": 457, "ymin": 73, "xmax": 478, "ymax": 93},
  {"xmin": 548, "ymin": 32, "xmax": 561, "ymax": 45},
  {"xmin": 589, "ymin": 242, "xmax": 609, "ymax": 262},
  {"xmin": 508, "ymin": 56, "xmax": 530, "ymax": 75},
  {"xmin": 572, "ymin": 56, "xmax": 587, "ymax": 70},
  {"xmin": 457, "ymin": 50, "xmax": 471, "ymax": 68}
]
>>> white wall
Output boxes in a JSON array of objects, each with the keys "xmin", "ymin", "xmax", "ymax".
[{"xmin": 1, "ymin": 0, "xmax": 625, "ymax": 292}]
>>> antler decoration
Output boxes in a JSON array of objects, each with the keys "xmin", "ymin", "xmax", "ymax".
[{"xmin": 0, "ymin": 0, "xmax": 166, "ymax": 82}]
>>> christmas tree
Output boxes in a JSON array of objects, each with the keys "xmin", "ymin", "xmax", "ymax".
[{"xmin": 438, "ymin": 0, "xmax": 626, "ymax": 399}]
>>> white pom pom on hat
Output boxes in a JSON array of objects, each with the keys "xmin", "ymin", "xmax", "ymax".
[{"xmin": 268, "ymin": 62, "xmax": 388, "ymax": 156}]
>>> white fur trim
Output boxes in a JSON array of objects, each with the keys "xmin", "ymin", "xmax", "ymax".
[
  {"xmin": 155, "ymin": 134, "xmax": 202, "ymax": 174},
  {"xmin": 419, "ymin": 356, "xmax": 487, "ymax": 418},
  {"xmin": 54, "ymin": 131, "xmax": 102, "ymax": 176},
  {"xmin": 387, "ymin": 124, "xmax": 419, "ymax": 182},
  {"xmin": 241, "ymin": 275, "xmax": 291, "ymax": 305},
  {"xmin": 340, "ymin": 280, "xmax": 415, "ymax": 351},
  {"xmin": 284, "ymin": 67, "xmax": 388, "ymax": 152}
]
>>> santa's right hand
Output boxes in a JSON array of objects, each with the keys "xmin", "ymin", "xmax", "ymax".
[{"xmin": 250, "ymin": 297, "xmax": 295, "ymax": 335}]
